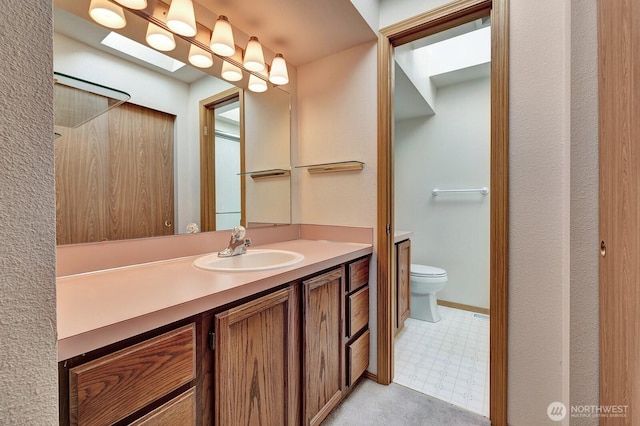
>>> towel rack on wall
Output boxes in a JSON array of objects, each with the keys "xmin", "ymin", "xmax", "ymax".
[{"xmin": 431, "ymin": 187, "xmax": 489, "ymax": 196}]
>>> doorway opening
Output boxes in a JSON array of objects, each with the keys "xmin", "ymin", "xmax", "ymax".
[
  {"xmin": 392, "ymin": 17, "xmax": 492, "ymax": 417},
  {"xmin": 376, "ymin": 0, "xmax": 509, "ymax": 423},
  {"xmin": 200, "ymin": 88, "xmax": 245, "ymax": 231}
]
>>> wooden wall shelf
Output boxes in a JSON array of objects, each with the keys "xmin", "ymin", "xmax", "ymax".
[
  {"xmin": 295, "ymin": 161, "xmax": 364, "ymax": 174},
  {"xmin": 239, "ymin": 169, "xmax": 291, "ymax": 180}
]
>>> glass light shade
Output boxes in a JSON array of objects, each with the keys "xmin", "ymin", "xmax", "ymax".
[
  {"xmin": 188, "ymin": 44, "xmax": 213, "ymax": 68},
  {"xmin": 210, "ymin": 16, "xmax": 235, "ymax": 57},
  {"xmin": 113, "ymin": 0, "xmax": 147, "ymax": 9},
  {"xmin": 248, "ymin": 73, "xmax": 268, "ymax": 93},
  {"xmin": 146, "ymin": 23, "xmax": 176, "ymax": 51},
  {"xmin": 166, "ymin": 0, "xmax": 197, "ymax": 37},
  {"xmin": 221, "ymin": 60, "xmax": 243, "ymax": 82},
  {"xmin": 243, "ymin": 36, "xmax": 265, "ymax": 72},
  {"xmin": 89, "ymin": 0, "xmax": 126, "ymax": 29},
  {"xmin": 268, "ymin": 54, "xmax": 289, "ymax": 85}
]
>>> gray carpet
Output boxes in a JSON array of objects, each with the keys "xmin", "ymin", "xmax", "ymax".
[{"xmin": 322, "ymin": 379, "xmax": 491, "ymax": 426}]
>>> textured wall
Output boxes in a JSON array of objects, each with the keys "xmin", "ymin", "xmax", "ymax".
[
  {"xmin": 295, "ymin": 41, "xmax": 378, "ymax": 372},
  {"xmin": 0, "ymin": 1, "xmax": 58, "ymax": 424},
  {"xmin": 570, "ymin": 0, "xmax": 599, "ymax": 420},
  {"xmin": 508, "ymin": 0, "xmax": 571, "ymax": 422}
]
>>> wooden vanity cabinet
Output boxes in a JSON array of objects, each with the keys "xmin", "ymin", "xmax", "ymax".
[
  {"xmin": 344, "ymin": 257, "xmax": 370, "ymax": 390},
  {"xmin": 302, "ymin": 267, "xmax": 345, "ymax": 426},
  {"xmin": 395, "ymin": 239, "xmax": 411, "ymax": 333},
  {"xmin": 60, "ymin": 322, "xmax": 198, "ymax": 426},
  {"xmin": 214, "ymin": 285, "xmax": 301, "ymax": 426}
]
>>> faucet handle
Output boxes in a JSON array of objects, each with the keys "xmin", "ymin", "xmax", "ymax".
[
  {"xmin": 244, "ymin": 237, "xmax": 252, "ymax": 247},
  {"xmin": 231, "ymin": 225, "xmax": 246, "ymax": 241}
]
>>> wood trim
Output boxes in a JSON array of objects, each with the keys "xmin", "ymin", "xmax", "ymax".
[
  {"xmin": 376, "ymin": 30, "xmax": 395, "ymax": 386},
  {"xmin": 489, "ymin": 1, "xmax": 509, "ymax": 425},
  {"xmin": 437, "ymin": 300, "xmax": 490, "ymax": 316},
  {"xmin": 376, "ymin": 1, "xmax": 509, "ymax": 424},
  {"xmin": 363, "ymin": 371, "xmax": 378, "ymax": 382},
  {"xmin": 380, "ymin": 0, "xmax": 491, "ymax": 45},
  {"xmin": 199, "ymin": 88, "xmax": 242, "ymax": 232}
]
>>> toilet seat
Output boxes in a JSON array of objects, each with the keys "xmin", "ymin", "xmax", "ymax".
[{"xmin": 410, "ymin": 264, "xmax": 447, "ymax": 278}]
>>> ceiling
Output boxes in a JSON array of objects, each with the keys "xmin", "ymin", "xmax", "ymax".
[
  {"xmin": 54, "ymin": 0, "xmax": 376, "ymax": 72},
  {"xmin": 193, "ymin": 0, "xmax": 376, "ymax": 67}
]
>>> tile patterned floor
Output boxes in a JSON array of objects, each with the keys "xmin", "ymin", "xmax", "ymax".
[{"xmin": 393, "ymin": 306, "xmax": 490, "ymax": 417}]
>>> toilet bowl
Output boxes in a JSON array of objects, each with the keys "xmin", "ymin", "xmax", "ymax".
[{"xmin": 410, "ymin": 264, "xmax": 448, "ymax": 323}]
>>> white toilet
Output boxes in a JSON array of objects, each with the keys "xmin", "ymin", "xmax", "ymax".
[{"xmin": 410, "ymin": 264, "xmax": 448, "ymax": 323}]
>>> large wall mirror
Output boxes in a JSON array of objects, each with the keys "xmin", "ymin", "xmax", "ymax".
[{"xmin": 53, "ymin": 0, "xmax": 291, "ymax": 245}]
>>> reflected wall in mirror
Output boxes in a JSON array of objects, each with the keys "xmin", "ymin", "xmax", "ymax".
[{"xmin": 53, "ymin": 0, "xmax": 291, "ymax": 245}]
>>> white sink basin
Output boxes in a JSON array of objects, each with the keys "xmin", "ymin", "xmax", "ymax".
[{"xmin": 193, "ymin": 249, "xmax": 305, "ymax": 272}]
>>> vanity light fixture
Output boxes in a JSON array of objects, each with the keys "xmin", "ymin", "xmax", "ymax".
[
  {"xmin": 188, "ymin": 44, "xmax": 214, "ymax": 68},
  {"xmin": 243, "ymin": 36, "xmax": 265, "ymax": 72},
  {"xmin": 221, "ymin": 60, "xmax": 243, "ymax": 82},
  {"xmin": 89, "ymin": 0, "xmax": 127, "ymax": 29},
  {"xmin": 268, "ymin": 54, "xmax": 289, "ymax": 85},
  {"xmin": 248, "ymin": 72, "xmax": 268, "ymax": 93},
  {"xmin": 166, "ymin": 0, "xmax": 197, "ymax": 37},
  {"xmin": 146, "ymin": 22, "xmax": 176, "ymax": 51},
  {"xmin": 210, "ymin": 16, "xmax": 235, "ymax": 57},
  {"xmin": 113, "ymin": 0, "xmax": 147, "ymax": 9}
]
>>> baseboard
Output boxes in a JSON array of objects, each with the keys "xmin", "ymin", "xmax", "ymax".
[
  {"xmin": 363, "ymin": 371, "xmax": 378, "ymax": 382},
  {"xmin": 438, "ymin": 299, "xmax": 490, "ymax": 315}
]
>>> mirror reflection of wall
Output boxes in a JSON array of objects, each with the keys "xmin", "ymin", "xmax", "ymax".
[{"xmin": 53, "ymin": 3, "xmax": 291, "ymax": 245}]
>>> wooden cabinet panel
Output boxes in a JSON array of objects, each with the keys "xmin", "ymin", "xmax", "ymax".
[
  {"xmin": 396, "ymin": 239, "xmax": 411, "ymax": 333},
  {"xmin": 347, "ymin": 257, "xmax": 369, "ymax": 292},
  {"xmin": 69, "ymin": 324, "xmax": 195, "ymax": 426},
  {"xmin": 215, "ymin": 285, "xmax": 300, "ymax": 426},
  {"xmin": 347, "ymin": 286, "xmax": 369, "ymax": 338},
  {"xmin": 303, "ymin": 268, "xmax": 344, "ymax": 426},
  {"xmin": 129, "ymin": 388, "xmax": 196, "ymax": 426},
  {"xmin": 347, "ymin": 330, "xmax": 370, "ymax": 387}
]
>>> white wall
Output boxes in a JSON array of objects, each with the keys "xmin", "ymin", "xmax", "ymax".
[
  {"xmin": 245, "ymin": 89, "xmax": 292, "ymax": 225},
  {"xmin": 395, "ymin": 77, "xmax": 490, "ymax": 310},
  {"xmin": 0, "ymin": 1, "xmax": 57, "ymax": 423},
  {"xmin": 295, "ymin": 40, "xmax": 378, "ymax": 371}
]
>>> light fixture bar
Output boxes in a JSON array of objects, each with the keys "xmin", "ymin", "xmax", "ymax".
[{"xmin": 123, "ymin": 7, "xmax": 280, "ymax": 86}]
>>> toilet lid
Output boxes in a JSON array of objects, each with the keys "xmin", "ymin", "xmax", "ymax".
[{"xmin": 410, "ymin": 264, "xmax": 447, "ymax": 277}]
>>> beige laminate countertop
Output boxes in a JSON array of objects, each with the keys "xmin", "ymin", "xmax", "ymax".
[{"xmin": 57, "ymin": 239, "xmax": 372, "ymax": 361}]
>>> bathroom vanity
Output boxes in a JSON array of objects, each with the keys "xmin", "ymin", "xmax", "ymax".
[
  {"xmin": 57, "ymin": 235, "xmax": 372, "ymax": 425},
  {"xmin": 394, "ymin": 232, "xmax": 412, "ymax": 334}
]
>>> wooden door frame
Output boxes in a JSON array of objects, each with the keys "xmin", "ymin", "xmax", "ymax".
[
  {"xmin": 199, "ymin": 88, "xmax": 245, "ymax": 231},
  {"xmin": 376, "ymin": 0, "xmax": 509, "ymax": 423}
]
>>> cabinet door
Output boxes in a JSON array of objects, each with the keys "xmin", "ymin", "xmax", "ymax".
[
  {"xmin": 396, "ymin": 240, "xmax": 411, "ymax": 332},
  {"xmin": 303, "ymin": 268, "xmax": 344, "ymax": 426},
  {"xmin": 215, "ymin": 285, "xmax": 300, "ymax": 426}
]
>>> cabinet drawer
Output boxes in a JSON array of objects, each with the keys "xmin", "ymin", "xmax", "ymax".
[
  {"xmin": 347, "ymin": 257, "xmax": 369, "ymax": 292},
  {"xmin": 129, "ymin": 388, "xmax": 196, "ymax": 426},
  {"xmin": 347, "ymin": 286, "xmax": 369, "ymax": 338},
  {"xmin": 347, "ymin": 330, "xmax": 370, "ymax": 386},
  {"xmin": 70, "ymin": 323, "xmax": 196, "ymax": 426}
]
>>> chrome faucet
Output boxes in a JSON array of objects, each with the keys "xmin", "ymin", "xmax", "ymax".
[{"xmin": 218, "ymin": 226, "xmax": 251, "ymax": 257}]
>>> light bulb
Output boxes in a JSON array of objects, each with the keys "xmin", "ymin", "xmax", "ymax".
[
  {"xmin": 210, "ymin": 16, "xmax": 235, "ymax": 57},
  {"xmin": 189, "ymin": 44, "xmax": 213, "ymax": 68},
  {"xmin": 269, "ymin": 54, "xmax": 289, "ymax": 85},
  {"xmin": 166, "ymin": 0, "xmax": 197, "ymax": 37},
  {"xmin": 89, "ymin": 0, "xmax": 126, "ymax": 29},
  {"xmin": 248, "ymin": 73, "xmax": 267, "ymax": 93},
  {"xmin": 146, "ymin": 23, "xmax": 176, "ymax": 51},
  {"xmin": 221, "ymin": 60, "xmax": 243, "ymax": 82},
  {"xmin": 243, "ymin": 36, "xmax": 265, "ymax": 72},
  {"xmin": 113, "ymin": 0, "xmax": 147, "ymax": 9}
]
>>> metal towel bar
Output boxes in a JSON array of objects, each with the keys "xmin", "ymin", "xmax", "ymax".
[{"xmin": 431, "ymin": 187, "xmax": 489, "ymax": 196}]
